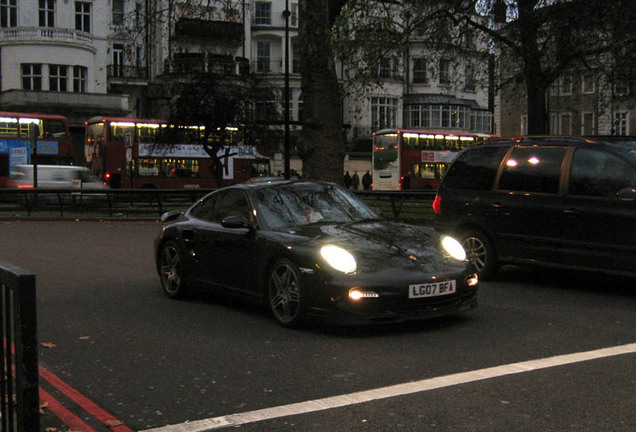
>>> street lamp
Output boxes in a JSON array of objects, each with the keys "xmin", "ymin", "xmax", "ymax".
[{"xmin": 283, "ymin": 0, "xmax": 290, "ymax": 179}]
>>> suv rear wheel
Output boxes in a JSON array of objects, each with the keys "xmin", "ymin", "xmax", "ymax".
[{"xmin": 462, "ymin": 230, "xmax": 498, "ymax": 280}]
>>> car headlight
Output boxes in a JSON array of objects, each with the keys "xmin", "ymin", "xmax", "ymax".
[
  {"xmin": 441, "ymin": 236, "xmax": 467, "ymax": 261},
  {"xmin": 320, "ymin": 245, "xmax": 357, "ymax": 274}
]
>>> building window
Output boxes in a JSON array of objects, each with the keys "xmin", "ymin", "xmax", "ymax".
[
  {"xmin": 580, "ymin": 111, "xmax": 595, "ymax": 135},
  {"xmin": 1, "ymin": 0, "xmax": 17, "ymax": 28},
  {"xmin": 49, "ymin": 64, "xmax": 68, "ymax": 92},
  {"xmin": 581, "ymin": 72, "xmax": 595, "ymax": 94},
  {"xmin": 75, "ymin": 1, "xmax": 91, "ymax": 33},
  {"xmin": 39, "ymin": 0, "xmax": 55, "ymax": 27},
  {"xmin": 470, "ymin": 110, "xmax": 492, "ymax": 133},
  {"xmin": 113, "ymin": 44, "xmax": 124, "ymax": 77},
  {"xmin": 135, "ymin": 2, "xmax": 143, "ymax": 28},
  {"xmin": 112, "ymin": 0, "xmax": 124, "ymax": 26},
  {"xmin": 254, "ymin": 2, "xmax": 271, "ymax": 25},
  {"xmin": 21, "ymin": 64, "xmax": 42, "ymax": 90},
  {"xmin": 290, "ymin": 3, "xmax": 298, "ymax": 27},
  {"xmin": 377, "ymin": 58, "xmax": 396, "ymax": 79},
  {"xmin": 551, "ymin": 75, "xmax": 572, "ymax": 96},
  {"xmin": 292, "ymin": 40, "xmax": 301, "ymax": 74},
  {"xmin": 550, "ymin": 112, "xmax": 572, "ymax": 135},
  {"xmin": 256, "ymin": 41, "xmax": 270, "ymax": 73},
  {"xmin": 439, "ymin": 59, "xmax": 451, "ymax": 85},
  {"xmin": 614, "ymin": 111, "xmax": 629, "ymax": 135},
  {"xmin": 464, "ymin": 64, "xmax": 475, "ymax": 91},
  {"xmin": 371, "ymin": 97, "xmax": 397, "ymax": 131},
  {"xmin": 73, "ymin": 66, "xmax": 87, "ymax": 92},
  {"xmin": 559, "ymin": 112, "xmax": 571, "ymax": 134},
  {"xmin": 412, "ymin": 58, "xmax": 427, "ymax": 84}
]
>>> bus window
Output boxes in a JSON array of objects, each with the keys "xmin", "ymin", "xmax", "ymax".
[
  {"xmin": 402, "ymin": 133, "xmax": 419, "ymax": 149},
  {"xmin": 137, "ymin": 123, "xmax": 164, "ymax": 143},
  {"xmin": 43, "ymin": 119, "xmax": 68, "ymax": 139},
  {"xmin": 0, "ymin": 117, "xmax": 19, "ymax": 137},
  {"xmin": 110, "ymin": 122, "xmax": 135, "ymax": 142}
]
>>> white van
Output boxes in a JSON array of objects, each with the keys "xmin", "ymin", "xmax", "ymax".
[{"xmin": 10, "ymin": 165, "xmax": 108, "ymax": 189}]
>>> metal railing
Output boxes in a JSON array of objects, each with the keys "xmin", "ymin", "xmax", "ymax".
[
  {"xmin": 0, "ymin": 188, "xmax": 437, "ymax": 223},
  {"xmin": 0, "ymin": 261, "xmax": 39, "ymax": 432}
]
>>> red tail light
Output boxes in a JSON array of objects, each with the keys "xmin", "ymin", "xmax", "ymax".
[
  {"xmin": 17, "ymin": 184, "xmax": 34, "ymax": 189},
  {"xmin": 432, "ymin": 194, "xmax": 442, "ymax": 214}
]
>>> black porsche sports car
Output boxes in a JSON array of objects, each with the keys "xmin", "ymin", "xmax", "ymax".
[{"xmin": 154, "ymin": 180, "xmax": 478, "ymax": 327}]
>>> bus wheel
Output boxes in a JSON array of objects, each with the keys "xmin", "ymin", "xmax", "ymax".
[{"xmin": 159, "ymin": 241, "xmax": 189, "ymax": 299}]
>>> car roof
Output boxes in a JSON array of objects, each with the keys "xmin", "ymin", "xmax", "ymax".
[{"xmin": 231, "ymin": 179, "xmax": 336, "ymax": 191}]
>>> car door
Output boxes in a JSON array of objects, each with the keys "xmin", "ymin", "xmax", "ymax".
[
  {"xmin": 489, "ymin": 145, "xmax": 569, "ymax": 263},
  {"xmin": 186, "ymin": 189, "xmax": 259, "ymax": 294},
  {"xmin": 561, "ymin": 147, "xmax": 636, "ymax": 273},
  {"xmin": 204, "ymin": 189, "xmax": 259, "ymax": 295}
]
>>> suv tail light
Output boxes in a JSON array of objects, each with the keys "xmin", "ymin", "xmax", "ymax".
[{"xmin": 432, "ymin": 194, "xmax": 442, "ymax": 214}]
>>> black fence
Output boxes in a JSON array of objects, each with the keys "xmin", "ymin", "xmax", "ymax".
[
  {"xmin": 0, "ymin": 261, "xmax": 39, "ymax": 432},
  {"xmin": 0, "ymin": 188, "xmax": 437, "ymax": 224}
]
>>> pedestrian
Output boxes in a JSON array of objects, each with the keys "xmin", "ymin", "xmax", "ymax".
[
  {"xmin": 351, "ymin": 171, "xmax": 360, "ymax": 190},
  {"xmin": 362, "ymin": 170, "xmax": 372, "ymax": 190},
  {"xmin": 344, "ymin": 171, "xmax": 352, "ymax": 189}
]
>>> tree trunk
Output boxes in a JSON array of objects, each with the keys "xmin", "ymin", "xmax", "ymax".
[
  {"xmin": 299, "ymin": 0, "xmax": 347, "ymax": 183},
  {"xmin": 518, "ymin": 0, "xmax": 549, "ymax": 135}
]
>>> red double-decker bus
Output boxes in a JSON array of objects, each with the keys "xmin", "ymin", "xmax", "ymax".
[
  {"xmin": 0, "ymin": 112, "xmax": 73, "ymax": 187},
  {"xmin": 84, "ymin": 117, "xmax": 269, "ymax": 188},
  {"xmin": 372, "ymin": 129, "xmax": 496, "ymax": 190}
]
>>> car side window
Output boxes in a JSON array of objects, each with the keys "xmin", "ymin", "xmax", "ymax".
[
  {"xmin": 189, "ymin": 190, "xmax": 251, "ymax": 223},
  {"xmin": 498, "ymin": 147, "xmax": 566, "ymax": 194},
  {"xmin": 189, "ymin": 194, "xmax": 220, "ymax": 222},
  {"xmin": 442, "ymin": 146, "xmax": 509, "ymax": 190},
  {"xmin": 570, "ymin": 148, "xmax": 636, "ymax": 197},
  {"xmin": 210, "ymin": 190, "xmax": 251, "ymax": 223}
]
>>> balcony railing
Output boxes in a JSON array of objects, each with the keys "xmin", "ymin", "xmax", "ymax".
[
  {"xmin": 107, "ymin": 65, "xmax": 148, "ymax": 80},
  {"xmin": 251, "ymin": 59, "xmax": 301, "ymax": 75},
  {"xmin": 0, "ymin": 27, "xmax": 93, "ymax": 49},
  {"xmin": 163, "ymin": 55, "xmax": 249, "ymax": 76}
]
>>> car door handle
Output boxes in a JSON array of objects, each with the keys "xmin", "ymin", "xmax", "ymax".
[
  {"xmin": 491, "ymin": 202, "xmax": 502, "ymax": 209},
  {"xmin": 564, "ymin": 208, "xmax": 578, "ymax": 216}
]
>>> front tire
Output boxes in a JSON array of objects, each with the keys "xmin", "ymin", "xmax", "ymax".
[
  {"xmin": 159, "ymin": 241, "xmax": 189, "ymax": 299},
  {"xmin": 268, "ymin": 259, "xmax": 305, "ymax": 327},
  {"xmin": 462, "ymin": 230, "xmax": 498, "ymax": 280}
]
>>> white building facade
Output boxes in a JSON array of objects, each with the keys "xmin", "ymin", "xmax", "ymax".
[{"xmin": 1, "ymin": 0, "xmax": 494, "ymax": 169}]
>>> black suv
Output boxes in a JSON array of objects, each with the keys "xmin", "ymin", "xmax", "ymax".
[{"xmin": 433, "ymin": 137, "xmax": 636, "ymax": 279}]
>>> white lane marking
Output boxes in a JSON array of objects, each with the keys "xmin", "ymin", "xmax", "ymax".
[{"xmin": 141, "ymin": 343, "xmax": 636, "ymax": 432}]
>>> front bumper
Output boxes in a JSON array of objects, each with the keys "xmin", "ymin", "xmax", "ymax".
[{"xmin": 303, "ymin": 272, "xmax": 479, "ymax": 325}]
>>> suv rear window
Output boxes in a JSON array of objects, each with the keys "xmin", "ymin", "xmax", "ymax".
[
  {"xmin": 442, "ymin": 146, "xmax": 508, "ymax": 190},
  {"xmin": 498, "ymin": 147, "xmax": 566, "ymax": 194}
]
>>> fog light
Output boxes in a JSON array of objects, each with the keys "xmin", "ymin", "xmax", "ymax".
[
  {"xmin": 465, "ymin": 273, "xmax": 479, "ymax": 287},
  {"xmin": 349, "ymin": 288, "xmax": 379, "ymax": 301}
]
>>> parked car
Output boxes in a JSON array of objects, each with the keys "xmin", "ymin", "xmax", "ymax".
[
  {"xmin": 433, "ymin": 137, "xmax": 636, "ymax": 279},
  {"xmin": 155, "ymin": 180, "xmax": 478, "ymax": 327},
  {"xmin": 9, "ymin": 164, "xmax": 108, "ymax": 190}
]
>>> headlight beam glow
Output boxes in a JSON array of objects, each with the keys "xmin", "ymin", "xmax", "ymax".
[{"xmin": 320, "ymin": 245, "xmax": 357, "ymax": 274}]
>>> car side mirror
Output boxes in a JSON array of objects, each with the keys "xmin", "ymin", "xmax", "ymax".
[
  {"xmin": 161, "ymin": 210, "xmax": 184, "ymax": 222},
  {"xmin": 617, "ymin": 187, "xmax": 636, "ymax": 201}
]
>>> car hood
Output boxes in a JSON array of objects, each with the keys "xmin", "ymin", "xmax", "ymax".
[{"xmin": 275, "ymin": 220, "xmax": 464, "ymax": 275}]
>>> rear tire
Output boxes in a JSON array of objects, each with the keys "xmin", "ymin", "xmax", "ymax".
[
  {"xmin": 462, "ymin": 230, "xmax": 498, "ymax": 280},
  {"xmin": 159, "ymin": 241, "xmax": 189, "ymax": 299}
]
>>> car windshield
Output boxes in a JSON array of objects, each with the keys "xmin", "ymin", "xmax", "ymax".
[{"xmin": 253, "ymin": 182, "xmax": 380, "ymax": 229}]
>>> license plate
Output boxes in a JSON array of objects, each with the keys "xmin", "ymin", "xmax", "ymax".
[{"xmin": 409, "ymin": 280, "xmax": 456, "ymax": 299}]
